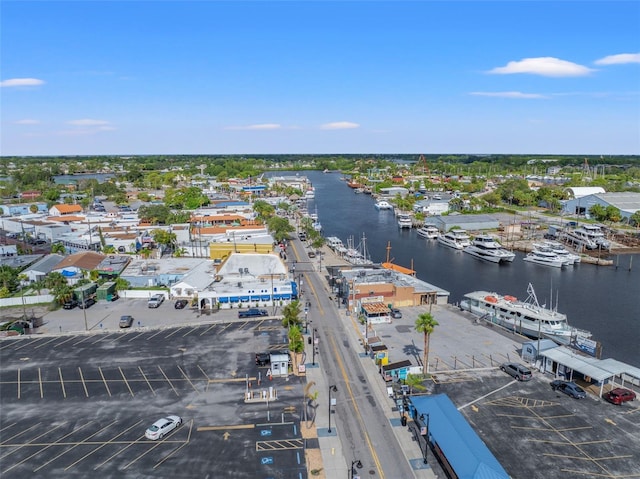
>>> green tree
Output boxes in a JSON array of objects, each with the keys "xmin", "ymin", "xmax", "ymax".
[
  {"xmin": 415, "ymin": 312, "xmax": 439, "ymax": 376},
  {"xmin": 404, "ymin": 373, "xmax": 426, "ymax": 394},
  {"xmin": 604, "ymin": 205, "xmax": 621, "ymax": 223},
  {"xmin": 266, "ymin": 216, "xmax": 295, "ymax": 243},
  {"xmin": 287, "ymin": 324, "xmax": 304, "ymax": 354},
  {"xmin": 589, "ymin": 204, "xmax": 606, "ymax": 222},
  {"xmin": 630, "ymin": 211, "xmax": 640, "ymax": 227},
  {"xmin": 51, "ymin": 242, "xmax": 66, "ymax": 255},
  {"xmin": 282, "ymin": 300, "xmax": 302, "ymax": 329}
]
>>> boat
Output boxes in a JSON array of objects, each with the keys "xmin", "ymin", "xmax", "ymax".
[
  {"xmin": 437, "ymin": 229, "xmax": 471, "ymax": 250},
  {"xmin": 397, "ymin": 213, "xmax": 412, "ymax": 229},
  {"xmin": 460, "ymin": 283, "xmax": 592, "ymax": 344},
  {"xmin": 343, "ymin": 233, "xmax": 373, "ymax": 265},
  {"xmin": 304, "ymin": 188, "xmax": 315, "ymax": 200},
  {"xmin": 464, "ymin": 234, "xmax": 516, "ymax": 263},
  {"xmin": 416, "ymin": 224, "xmax": 439, "ymax": 239},
  {"xmin": 561, "ymin": 224, "xmax": 610, "ymax": 250},
  {"xmin": 533, "ymin": 241, "xmax": 580, "ymax": 265},
  {"xmin": 522, "ymin": 248, "xmax": 566, "ymax": 268},
  {"xmin": 374, "ymin": 200, "xmax": 394, "ymax": 210}
]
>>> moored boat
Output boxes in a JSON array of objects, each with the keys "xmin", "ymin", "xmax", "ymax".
[
  {"xmin": 397, "ymin": 213, "xmax": 412, "ymax": 229},
  {"xmin": 460, "ymin": 283, "xmax": 591, "ymax": 344},
  {"xmin": 464, "ymin": 234, "xmax": 515, "ymax": 263},
  {"xmin": 416, "ymin": 224, "xmax": 439, "ymax": 239},
  {"xmin": 523, "ymin": 248, "xmax": 566, "ymax": 268},
  {"xmin": 437, "ymin": 229, "xmax": 471, "ymax": 250},
  {"xmin": 374, "ymin": 200, "xmax": 394, "ymax": 210}
]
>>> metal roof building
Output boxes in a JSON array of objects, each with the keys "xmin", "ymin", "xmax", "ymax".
[
  {"xmin": 429, "ymin": 214, "xmax": 500, "ymax": 232},
  {"xmin": 561, "ymin": 192, "xmax": 640, "ymax": 221},
  {"xmin": 409, "ymin": 394, "xmax": 510, "ymax": 479}
]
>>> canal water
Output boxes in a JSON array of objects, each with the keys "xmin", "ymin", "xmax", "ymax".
[{"xmin": 290, "ymin": 170, "xmax": 639, "ymax": 367}]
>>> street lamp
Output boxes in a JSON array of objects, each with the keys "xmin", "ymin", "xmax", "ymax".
[
  {"xmin": 327, "ymin": 384, "xmax": 337, "ymax": 433},
  {"xmin": 419, "ymin": 413, "xmax": 430, "ymax": 464},
  {"xmin": 350, "ymin": 459, "xmax": 363, "ymax": 479},
  {"xmin": 312, "ymin": 328, "xmax": 317, "ymax": 365}
]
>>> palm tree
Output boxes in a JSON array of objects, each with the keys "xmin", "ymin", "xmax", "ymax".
[
  {"xmin": 404, "ymin": 373, "xmax": 426, "ymax": 394},
  {"xmin": 51, "ymin": 242, "xmax": 66, "ymax": 255},
  {"xmin": 415, "ymin": 312, "xmax": 439, "ymax": 375}
]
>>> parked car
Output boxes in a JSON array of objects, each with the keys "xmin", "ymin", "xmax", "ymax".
[
  {"xmin": 145, "ymin": 415, "xmax": 182, "ymax": 440},
  {"xmin": 78, "ymin": 297, "xmax": 96, "ymax": 309},
  {"xmin": 307, "ymin": 250, "xmax": 316, "ymax": 258},
  {"xmin": 500, "ymin": 363, "xmax": 533, "ymax": 381},
  {"xmin": 390, "ymin": 308, "xmax": 403, "ymax": 319},
  {"xmin": 604, "ymin": 388, "xmax": 636, "ymax": 405},
  {"xmin": 255, "ymin": 352, "xmax": 271, "ymax": 366},
  {"xmin": 174, "ymin": 299, "xmax": 188, "ymax": 309},
  {"xmin": 147, "ymin": 294, "xmax": 165, "ymax": 308},
  {"xmin": 119, "ymin": 315, "xmax": 134, "ymax": 328},
  {"xmin": 62, "ymin": 299, "xmax": 78, "ymax": 310},
  {"xmin": 550, "ymin": 380, "xmax": 587, "ymax": 399},
  {"xmin": 298, "ymin": 232, "xmax": 307, "ymax": 241},
  {"xmin": 238, "ymin": 308, "xmax": 268, "ymax": 318}
]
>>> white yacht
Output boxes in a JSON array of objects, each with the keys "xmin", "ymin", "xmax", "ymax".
[
  {"xmin": 562, "ymin": 224, "xmax": 610, "ymax": 250},
  {"xmin": 397, "ymin": 214, "xmax": 413, "ymax": 229},
  {"xmin": 534, "ymin": 241, "xmax": 580, "ymax": 265},
  {"xmin": 416, "ymin": 224, "xmax": 439, "ymax": 239},
  {"xmin": 374, "ymin": 200, "xmax": 393, "ymax": 210},
  {"xmin": 460, "ymin": 283, "xmax": 591, "ymax": 344},
  {"xmin": 304, "ymin": 188, "xmax": 315, "ymax": 200},
  {"xmin": 464, "ymin": 235, "xmax": 515, "ymax": 263},
  {"xmin": 437, "ymin": 229, "xmax": 471, "ymax": 250},
  {"xmin": 523, "ymin": 249, "xmax": 566, "ymax": 268}
]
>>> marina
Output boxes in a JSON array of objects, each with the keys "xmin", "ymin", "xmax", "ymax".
[{"xmin": 301, "ymin": 171, "xmax": 640, "ymax": 367}]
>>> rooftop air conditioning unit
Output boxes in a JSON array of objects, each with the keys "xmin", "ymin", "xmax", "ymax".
[{"xmin": 237, "ymin": 282, "xmax": 242, "ymax": 288}]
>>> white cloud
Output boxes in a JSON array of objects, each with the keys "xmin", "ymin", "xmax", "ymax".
[
  {"xmin": 487, "ymin": 57, "xmax": 594, "ymax": 77},
  {"xmin": 14, "ymin": 119, "xmax": 41, "ymax": 125},
  {"xmin": 594, "ymin": 53, "xmax": 640, "ymax": 65},
  {"xmin": 67, "ymin": 119, "xmax": 111, "ymax": 126},
  {"xmin": 224, "ymin": 123, "xmax": 283, "ymax": 130},
  {"xmin": 0, "ymin": 78, "xmax": 45, "ymax": 87},
  {"xmin": 469, "ymin": 91, "xmax": 549, "ymax": 99},
  {"xmin": 320, "ymin": 121, "xmax": 360, "ymax": 130}
]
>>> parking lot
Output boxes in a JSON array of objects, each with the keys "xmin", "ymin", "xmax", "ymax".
[{"xmin": 0, "ymin": 317, "xmax": 307, "ymax": 479}]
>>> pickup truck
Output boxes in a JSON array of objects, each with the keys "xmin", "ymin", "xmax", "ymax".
[{"xmin": 238, "ymin": 308, "xmax": 268, "ymax": 318}]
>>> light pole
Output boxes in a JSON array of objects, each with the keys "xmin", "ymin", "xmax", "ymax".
[
  {"xmin": 327, "ymin": 384, "xmax": 337, "ymax": 433},
  {"xmin": 350, "ymin": 459, "xmax": 363, "ymax": 479},
  {"xmin": 312, "ymin": 328, "xmax": 317, "ymax": 365},
  {"xmin": 419, "ymin": 413, "xmax": 430, "ymax": 464},
  {"xmin": 81, "ymin": 289, "xmax": 88, "ymax": 331}
]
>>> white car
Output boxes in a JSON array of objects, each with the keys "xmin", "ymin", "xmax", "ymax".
[{"xmin": 145, "ymin": 415, "xmax": 182, "ymax": 440}]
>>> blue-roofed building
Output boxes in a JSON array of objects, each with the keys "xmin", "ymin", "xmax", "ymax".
[{"xmin": 409, "ymin": 394, "xmax": 510, "ymax": 479}]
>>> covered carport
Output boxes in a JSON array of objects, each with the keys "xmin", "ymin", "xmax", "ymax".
[
  {"xmin": 598, "ymin": 359, "xmax": 640, "ymax": 391},
  {"xmin": 409, "ymin": 394, "xmax": 510, "ymax": 479},
  {"xmin": 541, "ymin": 346, "xmax": 615, "ymax": 398}
]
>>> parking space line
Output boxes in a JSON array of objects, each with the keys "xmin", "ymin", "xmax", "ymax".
[
  {"xmin": 123, "ymin": 429, "xmax": 185, "ymax": 469},
  {"xmin": 64, "ymin": 420, "xmax": 144, "ymax": 471},
  {"xmin": 127, "ymin": 331, "xmax": 147, "ymax": 342},
  {"xmin": 163, "ymin": 328, "xmax": 184, "ymax": 339},
  {"xmin": 153, "ymin": 420, "xmax": 193, "ymax": 469},
  {"xmin": 181, "ymin": 328, "xmax": 198, "ymax": 337},
  {"xmin": 177, "ymin": 365, "xmax": 199, "ymax": 393},
  {"xmin": 71, "ymin": 335, "xmax": 94, "ymax": 346},
  {"xmin": 197, "ymin": 424, "xmax": 255, "ymax": 431},
  {"xmin": 33, "ymin": 420, "xmax": 119, "ymax": 472},
  {"xmin": 38, "ymin": 367, "xmax": 43, "ymax": 399},
  {"xmin": 218, "ymin": 323, "xmax": 234, "ymax": 334},
  {"xmin": 119, "ymin": 367, "xmax": 134, "ymax": 397},
  {"xmin": 58, "ymin": 367, "xmax": 66, "ymax": 398},
  {"xmin": 197, "ymin": 365, "xmax": 210, "ymax": 380},
  {"xmin": 54, "ymin": 336, "xmax": 77, "ymax": 348},
  {"xmin": 138, "ymin": 366, "xmax": 156, "ymax": 395},
  {"xmin": 33, "ymin": 337, "xmax": 59, "ymax": 350},
  {"xmin": 78, "ymin": 367, "xmax": 89, "ymax": 397},
  {"xmin": 199, "ymin": 323, "xmax": 219, "ymax": 336},
  {"xmin": 158, "ymin": 366, "xmax": 179, "ymax": 396},
  {"xmin": 2, "ymin": 421, "xmax": 92, "ymax": 475},
  {"xmin": 147, "ymin": 329, "xmax": 166, "ymax": 340},
  {"xmin": 11, "ymin": 339, "xmax": 38, "ymax": 351},
  {"xmin": 0, "ymin": 423, "xmax": 42, "ymax": 450},
  {"xmin": 94, "ymin": 434, "xmax": 146, "ymax": 470},
  {"xmin": 98, "ymin": 367, "xmax": 112, "ymax": 397}
]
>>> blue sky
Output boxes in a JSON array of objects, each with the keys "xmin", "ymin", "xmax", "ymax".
[{"xmin": 1, "ymin": 1, "xmax": 639, "ymax": 156}]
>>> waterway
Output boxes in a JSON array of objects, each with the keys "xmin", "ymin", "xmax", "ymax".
[{"xmin": 291, "ymin": 171, "xmax": 639, "ymax": 367}]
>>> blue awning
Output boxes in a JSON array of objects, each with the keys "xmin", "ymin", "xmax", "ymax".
[
  {"xmin": 261, "ymin": 295, "xmax": 271, "ymax": 301},
  {"xmin": 272, "ymin": 294, "xmax": 281, "ymax": 300},
  {"xmin": 229, "ymin": 297, "xmax": 239, "ymax": 303},
  {"xmin": 240, "ymin": 296, "xmax": 250, "ymax": 302},
  {"xmin": 218, "ymin": 297, "xmax": 229, "ymax": 303},
  {"xmin": 250, "ymin": 295, "xmax": 261, "ymax": 301}
]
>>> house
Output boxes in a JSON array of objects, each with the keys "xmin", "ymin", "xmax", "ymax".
[
  {"xmin": 51, "ymin": 251, "xmax": 106, "ymax": 284},
  {"xmin": 49, "ymin": 204, "xmax": 83, "ymax": 216},
  {"xmin": 21, "ymin": 254, "xmax": 65, "ymax": 283}
]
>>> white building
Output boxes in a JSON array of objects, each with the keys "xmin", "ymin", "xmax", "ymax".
[{"xmin": 561, "ymin": 192, "xmax": 640, "ymax": 221}]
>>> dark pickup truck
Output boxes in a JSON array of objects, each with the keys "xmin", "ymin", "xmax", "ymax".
[{"xmin": 238, "ymin": 308, "xmax": 268, "ymax": 318}]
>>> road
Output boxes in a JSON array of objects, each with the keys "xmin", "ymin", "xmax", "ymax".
[{"xmin": 292, "ymin": 239, "xmax": 416, "ymax": 479}]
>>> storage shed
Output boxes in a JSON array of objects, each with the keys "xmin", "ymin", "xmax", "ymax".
[
  {"xmin": 430, "ymin": 214, "xmax": 500, "ymax": 233},
  {"xmin": 96, "ymin": 282, "xmax": 117, "ymax": 301},
  {"xmin": 269, "ymin": 353, "xmax": 290, "ymax": 378},
  {"xmin": 73, "ymin": 282, "xmax": 97, "ymax": 301},
  {"xmin": 381, "ymin": 359, "xmax": 412, "ymax": 382}
]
